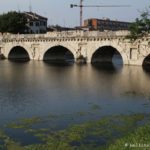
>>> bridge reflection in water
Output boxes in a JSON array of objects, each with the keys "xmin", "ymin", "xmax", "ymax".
[
  {"xmin": 0, "ymin": 60, "xmax": 150, "ymax": 125},
  {"xmin": 0, "ymin": 60, "xmax": 150, "ymax": 145},
  {"xmin": 6, "ymin": 44, "xmax": 150, "ymax": 71},
  {"xmin": 7, "ymin": 45, "xmax": 123, "ymax": 63}
]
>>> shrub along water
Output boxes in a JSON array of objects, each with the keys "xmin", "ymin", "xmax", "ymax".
[{"xmin": 0, "ymin": 113, "xmax": 150, "ymax": 150}]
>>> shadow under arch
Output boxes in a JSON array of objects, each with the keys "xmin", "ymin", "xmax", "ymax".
[
  {"xmin": 142, "ymin": 54, "xmax": 150, "ymax": 73},
  {"xmin": 43, "ymin": 45, "xmax": 75, "ymax": 65},
  {"xmin": 91, "ymin": 46, "xmax": 123, "ymax": 70},
  {"xmin": 8, "ymin": 46, "xmax": 30, "ymax": 62}
]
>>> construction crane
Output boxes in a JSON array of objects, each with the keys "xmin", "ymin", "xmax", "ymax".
[{"xmin": 70, "ymin": 0, "xmax": 130, "ymax": 27}]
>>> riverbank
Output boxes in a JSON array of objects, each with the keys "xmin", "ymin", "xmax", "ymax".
[{"xmin": 0, "ymin": 113, "xmax": 150, "ymax": 150}]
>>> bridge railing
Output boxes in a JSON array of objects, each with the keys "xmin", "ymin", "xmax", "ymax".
[
  {"xmin": 0, "ymin": 30, "xmax": 130, "ymax": 41},
  {"xmin": 46, "ymin": 30, "xmax": 130, "ymax": 38}
]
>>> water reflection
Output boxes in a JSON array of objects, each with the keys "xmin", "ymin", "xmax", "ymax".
[
  {"xmin": 92, "ymin": 62, "xmax": 119, "ymax": 73},
  {"xmin": 0, "ymin": 60, "xmax": 150, "ymax": 126},
  {"xmin": 8, "ymin": 59, "xmax": 30, "ymax": 63},
  {"xmin": 143, "ymin": 65, "xmax": 150, "ymax": 74},
  {"xmin": 44, "ymin": 60, "xmax": 74, "ymax": 67}
]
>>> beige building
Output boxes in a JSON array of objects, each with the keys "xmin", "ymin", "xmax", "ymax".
[{"xmin": 24, "ymin": 12, "xmax": 48, "ymax": 34}]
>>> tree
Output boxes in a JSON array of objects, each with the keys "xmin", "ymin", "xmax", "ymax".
[
  {"xmin": 128, "ymin": 7, "xmax": 150, "ymax": 40},
  {"xmin": 0, "ymin": 11, "xmax": 27, "ymax": 34}
]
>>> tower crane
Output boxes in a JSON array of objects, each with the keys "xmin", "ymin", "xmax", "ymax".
[{"xmin": 70, "ymin": 0, "xmax": 130, "ymax": 27}]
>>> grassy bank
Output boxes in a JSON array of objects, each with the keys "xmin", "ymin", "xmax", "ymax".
[{"xmin": 0, "ymin": 113, "xmax": 150, "ymax": 150}]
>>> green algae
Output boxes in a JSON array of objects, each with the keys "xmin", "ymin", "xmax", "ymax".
[
  {"xmin": 142, "ymin": 103, "xmax": 150, "ymax": 108},
  {"xmin": 91, "ymin": 104, "xmax": 101, "ymax": 111},
  {"xmin": 2, "ymin": 113, "xmax": 150, "ymax": 150},
  {"xmin": 20, "ymin": 117, "xmax": 42, "ymax": 125},
  {"xmin": 107, "ymin": 124, "xmax": 150, "ymax": 150},
  {"xmin": 76, "ymin": 111, "xmax": 92, "ymax": 116},
  {"xmin": 6, "ymin": 117, "xmax": 43, "ymax": 129},
  {"xmin": 87, "ymin": 102, "xmax": 101, "ymax": 111},
  {"xmin": 0, "ymin": 129, "xmax": 8, "ymax": 139},
  {"xmin": 0, "ymin": 129, "xmax": 25, "ymax": 150},
  {"xmin": 6, "ymin": 141, "xmax": 26, "ymax": 150}
]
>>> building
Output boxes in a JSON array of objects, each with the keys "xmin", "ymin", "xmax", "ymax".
[
  {"xmin": 24, "ymin": 12, "xmax": 48, "ymax": 34},
  {"xmin": 47, "ymin": 25, "xmax": 75, "ymax": 32},
  {"xmin": 84, "ymin": 18, "xmax": 131, "ymax": 31}
]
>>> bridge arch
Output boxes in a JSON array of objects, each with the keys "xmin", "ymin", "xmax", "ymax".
[
  {"xmin": 137, "ymin": 46, "xmax": 150, "ymax": 66},
  {"xmin": 6, "ymin": 44, "xmax": 33, "ymax": 60},
  {"xmin": 88, "ymin": 43, "xmax": 128, "ymax": 65},
  {"xmin": 142, "ymin": 53, "xmax": 150, "ymax": 67},
  {"xmin": 43, "ymin": 45, "xmax": 75, "ymax": 63},
  {"xmin": 8, "ymin": 46, "xmax": 31, "ymax": 61}
]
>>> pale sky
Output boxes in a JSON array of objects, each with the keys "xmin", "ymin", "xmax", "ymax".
[{"xmin": 0, "ymin": 0, "xmax": 149, "ymax": 27}]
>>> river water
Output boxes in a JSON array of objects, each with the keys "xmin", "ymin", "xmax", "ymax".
[{"xmin": 0, "ymin": 60, "xmax": 150, "ymax": 145}]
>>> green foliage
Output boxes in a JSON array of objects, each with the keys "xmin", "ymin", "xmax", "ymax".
[
  {"xmin": 107, "ymin": 125, "xmax": 150, "ymax": 150},
  {"xmin": 1, "ymin": 113, "xmax": 150, "ymax": 150},
  {"xmin": 0, "ymin": 11, "xmax": 27, "ymax": 34},
  {"xmin": 128, "ymin": 7, "xmax": 150, "ymax": 40},
  {"xmin": 6, "ymin": 141, "xmax": 26, "ymax": 150},
  {"xmin": 6, "ymin": 117, "xmax": 42, "ymax": 129}
]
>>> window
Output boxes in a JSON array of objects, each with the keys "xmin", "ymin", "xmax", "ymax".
[
  {"xmin": 30, "ymin": 22, "xmax": 33, "ymax": 26},
  {"xmin": 40, "ymin": 21, "xmax": 43, "ymax": 25},
  {"xmin": 36, "ymin": 22, "xmax": 39, "ymax": 26},
  {"xmin": 43, "ymin": 22, "xmax": 46, "ymax": 26}
]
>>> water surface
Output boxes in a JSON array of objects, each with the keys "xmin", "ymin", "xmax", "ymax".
[{"xmin": 0, "ymin": 60, "xmax": 150, "ymax": 146}]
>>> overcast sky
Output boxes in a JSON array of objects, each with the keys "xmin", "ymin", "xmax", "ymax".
[{"xmin": 0, "ymin": 0, "xmax": 149, "ymax": 27}]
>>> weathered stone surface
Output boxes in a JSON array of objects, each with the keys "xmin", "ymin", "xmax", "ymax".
[{"xmin": 0, "ymin": 31, "xmax": 149, "ymax": 65}]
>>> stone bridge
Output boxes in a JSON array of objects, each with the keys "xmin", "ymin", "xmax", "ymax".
[{"xmin": 0, "ymin": 30, "xmax": 149, "ymax": 65}]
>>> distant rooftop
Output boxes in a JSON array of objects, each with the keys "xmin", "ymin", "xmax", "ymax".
[
  {"xmin": 85, "ymin": 18, "xmax": 131, "ymax": 23},
  {"xmin": 24, "ymin": 12, "xmax": 48, "ymax": 21}
]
